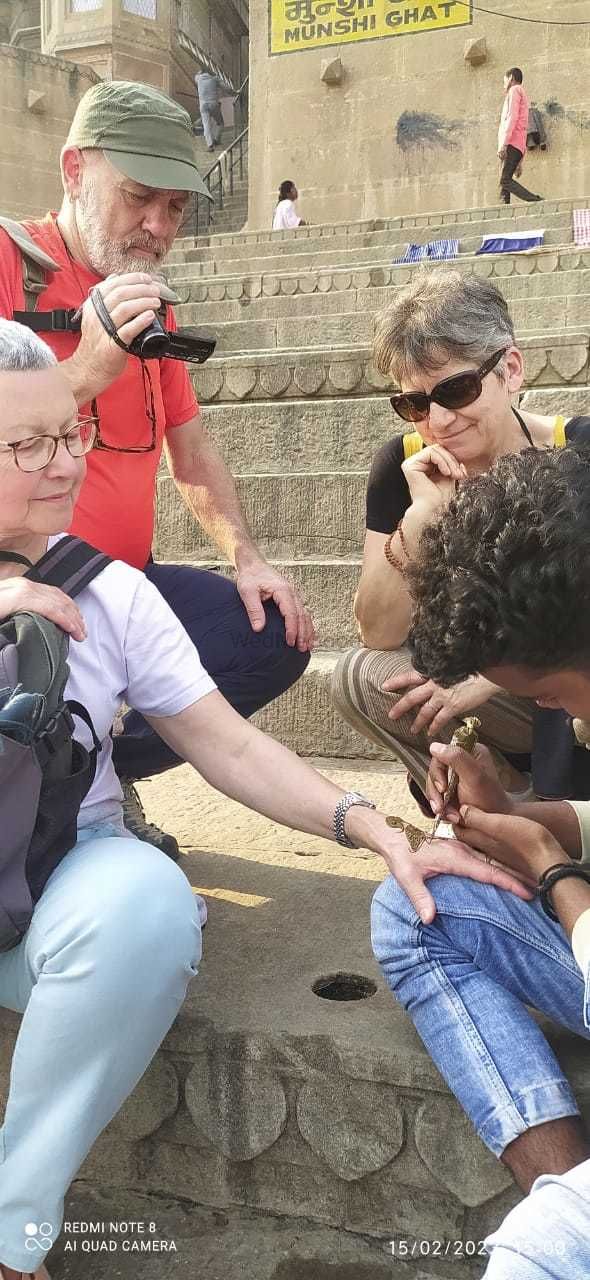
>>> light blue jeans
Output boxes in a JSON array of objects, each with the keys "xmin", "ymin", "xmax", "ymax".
[
  {"xmin": 0, "ymin": 825, "xmax": 201, "ymax": 1272},
  {"xmin": 483, "ymin": 1160, "xmax": 590, "ymax": 1277},
  {"xmin": 371, "ymin": 874, "xmax": 590, "ymax": 1158}
]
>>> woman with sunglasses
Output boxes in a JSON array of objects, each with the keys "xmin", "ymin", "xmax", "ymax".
[{"xmin": 333, "ymin": 266, "xmax": 590, "ymax": 811}]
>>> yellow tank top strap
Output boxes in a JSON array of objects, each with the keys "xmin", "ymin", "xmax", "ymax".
[
  {"xmin": 402, "ymin": 431, "xmax": 424, "ymax": 460},
  {"xmin": 553, "ymin": 415, "xmax": 567, "ymax": 448}
]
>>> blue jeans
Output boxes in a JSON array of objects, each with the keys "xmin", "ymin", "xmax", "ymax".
[
  {"xmin": 483, "ymin": 1160, "xmax": 590, "ymax": 1277},
  {"xmin": 0, "ymin": 825, "xmax": 201, "ymax": 1271},
  {"xmin": 371, "ymin": 874, "xmax": 589, "ymax": 1158},
  {"xmin": 113, "ymin": 561, "xmax": 310, "ymax": 779}
]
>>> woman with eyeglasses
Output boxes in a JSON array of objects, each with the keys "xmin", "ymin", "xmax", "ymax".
[{"xmin": 333, "ymin": 266, "xmax": 590, "ymax": 813}]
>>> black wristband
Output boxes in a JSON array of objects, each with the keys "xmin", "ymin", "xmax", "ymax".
[{"xmin": 538, "ymin": 863, "xmax": 590, "ymax": 922}]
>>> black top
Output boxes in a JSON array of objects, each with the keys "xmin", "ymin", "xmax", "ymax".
[{"xmin": 366, "ymin": 416, "xmax": 590, "ymax": 534}]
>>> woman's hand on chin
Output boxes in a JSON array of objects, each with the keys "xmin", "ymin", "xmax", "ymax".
[
  {"xmin": 0, "ymin": 578, "xmax": 87, "ymax": 641},
  {"xmin": 402, "ymin": 443, "xmax": 466, "ymax": 513}
]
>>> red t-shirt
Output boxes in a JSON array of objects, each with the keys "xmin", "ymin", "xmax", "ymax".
[{"xmin": 0, "ymin": 213, "xmax": 198, "ymax": 568}]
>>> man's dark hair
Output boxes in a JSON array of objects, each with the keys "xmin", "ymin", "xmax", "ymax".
[
  {"xmin": 505, "ymin": 67, "xmax": 523, "ymax": 84},
  {"xmin": 408, "ymin": 447, "xmax": 590, "ymax": 686},
  {"xmin": 278, "ymin": 180, "xmax": 296, "ymax": 201}
]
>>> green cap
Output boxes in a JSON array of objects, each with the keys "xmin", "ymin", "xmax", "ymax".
[{"xmin": 66, "ymin": 79, "xmax": 212, "ymax": 199}]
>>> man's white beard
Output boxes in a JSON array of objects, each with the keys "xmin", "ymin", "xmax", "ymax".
[{"xmin": 77, "ymin": 178, "xmax": 169, "ymax": 277}]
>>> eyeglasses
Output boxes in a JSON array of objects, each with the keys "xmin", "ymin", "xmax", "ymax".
[
  {"xmin": 389, "ymin": 348, "xmax": 507, "ymax": 423},
  {"xmin": 91, "ymin": 362, "xmax": 157, "ymax": 455},
  {"xmin": 0, "ymin": 416, "xmax": 98, "ymax": 473}
]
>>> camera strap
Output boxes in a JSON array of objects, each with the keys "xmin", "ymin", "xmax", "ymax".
[
  {"xmin": 12, "ymin": 308, "xmax": 81, "ymax": 333},
  {"xmin": 89, "ymin": 285, "xmax": 132, "ymax": 354}
]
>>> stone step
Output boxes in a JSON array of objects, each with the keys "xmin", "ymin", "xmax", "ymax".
[
  {"xmin": 168, "ymin": 226, "xmax": 573, "ymax": 283},
  {"xmin": 191, "ymin": 332, "xmax": 590, "ymax": 406},
  {"xmin": 522, "ymin": 384, "xmax": 590, "ymax": 416},
  {"xmin": 190, "ymin": 292, "xmax": 590, "ymax": 354},
  {"xmin": 168, "ymin": 193, "xmax": 587, "ymax": 258},
  {"xmin": 169, "ymin": 558, "xmax": 362, "ymax": 649},
  {"xmin": 255, "ymin": 649, "xmax": 387, "ymax": 758},
  {"xmin": 155, "ymin": 470, "xmax": 368, "ymax": 560},
  {"xmin": 186, "ymin": 387, "xmax": 590, "ymax": 476},
  {"xmin": 175, "ymin": 253, "xmax": 590, "ymax": 324},
  {"xmin": 176, "ymin": 262, "xmax": 588, "ymax": 327},
  {"xmin": 195, "ymin": 394, "xmax": 396, "ymax": 473},
  {"xmin": 171, "ymin": 207, "xmax": 574, "ymax": 267}
]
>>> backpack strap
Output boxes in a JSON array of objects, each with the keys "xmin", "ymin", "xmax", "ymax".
[
  {"xmin": 402, "ymin": 431, "xmax": 424, "ymax": 460},
  {"xmin": 0, "ymin": 215, "xmax": 61, "ymax": 313},
  {"xmin": 26, "ymin": 536, "xmax": 111, "ymax": 599}
]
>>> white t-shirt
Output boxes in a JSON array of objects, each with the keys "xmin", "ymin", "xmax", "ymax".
[
  {"xmin": 272, "ymin": 199, "xmax": 302, "ymax": 231},
  {"xmin": 48, "ymin": 537, "xmax": 216, "ymax": 832}
]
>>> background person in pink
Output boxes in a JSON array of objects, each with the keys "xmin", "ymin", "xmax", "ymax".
[{"xmin": 498, "ymin": 67, "xmax": 543, "ymax": 205}]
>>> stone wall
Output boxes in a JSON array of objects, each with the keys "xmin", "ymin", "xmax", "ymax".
[
  {"xmin": 0, "ymin": 43, "xmax": 98, "ymax": 219},
  {"xmin": 248, "ymin": 0, "xmax": 590, "ymax": 228}
]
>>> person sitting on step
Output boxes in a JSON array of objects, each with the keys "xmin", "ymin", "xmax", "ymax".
[
  {"xmin": 272, "ymin": 181, "xmax": 307, "ymax": 231},
  {"xmin": 0, "ymin": 79, "xmax": 314, "ymax": 863},
  {"xmin": 332, "ymin": 266, "xmax": 590, "ymax": 815},
  {"xmin": 373, "ymin": 447, "xmax": 590, "ymax": 1256},
  {"xmin": 0, "ymin": 319, "xmax": 529, "ymax": 1280}
]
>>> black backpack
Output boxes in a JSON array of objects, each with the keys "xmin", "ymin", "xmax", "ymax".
[{"xmin": 0, "ymin": 536, "xmax": 111, "ymax": 952}]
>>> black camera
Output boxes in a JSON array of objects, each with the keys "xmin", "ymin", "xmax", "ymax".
[
  {"xmin": 124, "ymin": 311, "xmax": 216, "ymax": 364},
  {"xmin": 88, "ymin": 288, "xmax": 216, "ymax": 364}
]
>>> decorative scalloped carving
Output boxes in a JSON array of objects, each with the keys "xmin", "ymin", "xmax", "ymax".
[
  {"xmin": 193, "ymin": 368, "xmax": 224, "ymax": 403},
  {"xmin": 415, "ymin": 1099, "xmax": 511, "ymax": 1207},
  {"xmin": 259, "ymin": 366, "xmax": 292, "ymax": 397},
  {"xmin": 185, "ymin": 1058, "xmax": 287, "ymax": 1160},
  {"xmin": 113, "ymin": 1057, "xmax": 179, "ymax": 1141},
  {"xmin": 523, "ymin": 349, "xmax": 549, "ymax": 383},
  {"xmin": 328, "ymin": 361, "xmax": 363, "ymax": 392},
  {"xmin": 226, "ymin": 367, "xmax": 258, "ymax": 399},
  {"xmin": 549, "ymin": 345, "xmax": 588, "ymax": 382},
  {"xmin": 297, "ymin": 1080, "xmax": 404, "ymax": 1181},
  {"xmin": 293, "ymin": 364, "xmax": 326, "ymax": 395}
]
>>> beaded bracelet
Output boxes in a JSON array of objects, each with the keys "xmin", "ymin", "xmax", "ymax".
[
  {"xmin": 383, "ymin": 520, "xmax": 409, "ymax": 574},
  {"xmin": 538, "ymin": 862, "xmax": 590, "ymax": 922}
]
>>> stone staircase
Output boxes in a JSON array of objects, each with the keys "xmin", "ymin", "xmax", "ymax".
[
  {"xmin": 158, "ymin": 196, "xmax": 590, "ymax": 762},
  {"xmin": 186, "ymin": 124, "xmax": 249, "ymax": 238}
]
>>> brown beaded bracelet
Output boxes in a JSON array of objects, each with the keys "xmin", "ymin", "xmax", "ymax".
[
  {"xmin": 397, "ymin": 518, "xmax": 410, "ymax": 558},
  {"xmin": 383, "ymin": 530, "xmax": 405, "ymax": 574},
  {"xmin": 384, "ymin": 520, "xmax": 410, "ymax": 574}
]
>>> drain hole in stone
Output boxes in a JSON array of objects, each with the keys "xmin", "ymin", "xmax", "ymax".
[{"xmin": 312, "ymin": 972, "xmax": 377, "ymax": 1002}]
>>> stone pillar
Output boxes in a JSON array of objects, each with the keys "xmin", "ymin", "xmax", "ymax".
[{"xmin": 42, "ymin": 0, "xmax": 173, "ymax": 90}]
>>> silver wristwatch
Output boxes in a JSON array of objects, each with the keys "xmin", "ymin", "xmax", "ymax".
[{"xmin": 333, "ymin": 791, "xmax": 376, "ymax": 848}]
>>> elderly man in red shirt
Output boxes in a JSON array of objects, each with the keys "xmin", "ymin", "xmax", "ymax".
[
  {"xmin": 498, "ymin": 67, "xmax": 543, "ymax": 205},
  {"xmin": 0, "ymin": 81, "xmax": 314, "ymax": 860}
]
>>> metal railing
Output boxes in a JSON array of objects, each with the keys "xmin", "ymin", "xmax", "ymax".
[
  {"xmin": 233, "ymin": 72, "xmax": 250, "ymax": 131},
  {"xmin": 192, "ymin": 126, "xmax": 249, "ymax": 239}
]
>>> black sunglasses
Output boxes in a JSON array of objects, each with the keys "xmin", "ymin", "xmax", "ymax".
[
  {"xmin": 389, "ymin": 348, "xmax": 507, "ymax": 423},
  {"xmin": 90, "ymin": 362, "xmax": 157, "ymax": 455}
]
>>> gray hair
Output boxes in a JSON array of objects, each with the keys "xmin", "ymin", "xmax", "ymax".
[
  {"xmin": 373, "ymin": 267, "xmax": 516, "ymax": 384},
  {"xmin": 0, "ymin": 318, "xmax": 57, "ymax": 372}
]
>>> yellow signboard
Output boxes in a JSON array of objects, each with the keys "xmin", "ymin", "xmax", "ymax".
[{"xmin": 270, "ymin": 0, "xmax": 472, "ymax": 55}]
